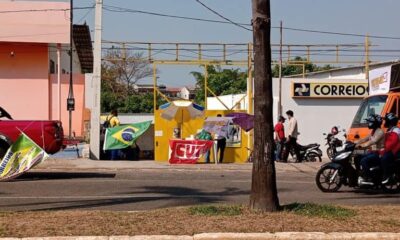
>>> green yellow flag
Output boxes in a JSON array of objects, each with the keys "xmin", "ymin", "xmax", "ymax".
[
  {"xmin": 103, "ymin": 121, "xmax": 152, "ymax": 150},
  {"xmin": 0, "ymin": 132, "xmax": 49, "ymax": 181}
]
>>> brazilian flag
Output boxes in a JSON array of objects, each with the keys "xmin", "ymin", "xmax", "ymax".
[{"xmin": 103, "ymin": 121, "xmax": 152, "ymax": 150}]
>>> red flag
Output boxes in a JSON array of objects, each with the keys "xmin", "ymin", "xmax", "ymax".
[{"xmin": 169, "ymin": 139, "xmax": 213, "ymax": 164}]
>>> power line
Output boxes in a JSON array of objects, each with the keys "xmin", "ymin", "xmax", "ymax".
[
  {"xmin": 282, "ymin": 27, "xmax": 400, "ymax": 40},
  {"xmin": 102, "ymin": 4, "xmax": 251, "ymax": 27},
  {"xmin": 102, "ymin": 4, "xmax": 400, "ymax": 41},
  {"xmin": 194, "ymin": 0, "xmax": 252, "ymax": 32},
  {"xmin": 0, "ymin": 32, "xmax": 69, "ymax": 39},
  {"xmin": 77, "ymin": 4, "xmax": 95, "ymax": 23},
  {"xmin": 0, "ymin": 6, "xmax": 93, "ymax": 14}
]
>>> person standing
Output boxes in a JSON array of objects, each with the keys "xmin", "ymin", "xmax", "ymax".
[
  {"xmin": 282, "ymin": 110, "xmax": 301, "ymax": 162},
  {"xmin": 105, "ymin": 109, "xmax": 120, "ymax": 160},
  {"xmin": 216, "ymin": 114, "xmax": 227, "ymax": 163},
  {"xmin": 274, "ymin": 116, "xmax": 286, "ymax": 161},
  {"xmin": 195, "ymin": 129, "xmax": 213, "ymax": 163}
]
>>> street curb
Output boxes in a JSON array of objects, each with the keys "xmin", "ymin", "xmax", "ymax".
[
  {"xmin": 194, "ymin": 232, "xmax": 400, "ymax": 239},
  {"xmin": 2, "ymin": 233, "xmax": 400, "ymax": 240},
  {"xmin": 37, "ymin": 158, "xmax": 325, "ymax": 173}
]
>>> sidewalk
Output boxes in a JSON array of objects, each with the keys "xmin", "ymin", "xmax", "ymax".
[
  {"xmin": 37, "ymin": 158, "xmax": 325, "ymax": 173},
  {"xmin": 2, "ymin": 233, "xmax": 400, "ymax": 240}
]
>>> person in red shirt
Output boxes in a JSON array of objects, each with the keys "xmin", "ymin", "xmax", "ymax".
[
  {"xmin": 274, "ymin": 116, "xmax": 286, "ymax": 162},
  {"xmin": 380, "ymin": 113, "xmax": 400, "ymax": 184}
]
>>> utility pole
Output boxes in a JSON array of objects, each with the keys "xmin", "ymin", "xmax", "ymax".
[
  {"xmin": 90, "ymin": 0, "xmax": 103, "ymax": 160},
  {"xmin": 249, "ymin": 0, "xmax": 280, "ymax": 212},
  {"xmin": 365, "ymin": 35, "xmax": 370, "ymax": 80},
  {"xmin": 67, "ymin": 0, "xmax": 75, "ymax": 138},
  {"xmin": 278, "ymin": 21, "xmax": 283, "ymax": 117}
]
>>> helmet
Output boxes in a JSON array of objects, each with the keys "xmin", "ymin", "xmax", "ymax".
[
  {"xmin": 384, "ymin": 113, "xmax": 398, "ymax": 128},
  {"xmin": 365, "ymin": 114, "xmax": 383, "ymax": 129},
  {"xmin": 331, "ymin": 126, "xmax": 339, "ymax": 135}
]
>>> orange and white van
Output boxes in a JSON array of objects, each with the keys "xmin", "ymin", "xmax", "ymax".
[{"xmin": 347, "ymin": 63, "xmax": 400, "ymax": 141}]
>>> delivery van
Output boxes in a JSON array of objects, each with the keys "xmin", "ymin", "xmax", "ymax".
[{"xmin": 347, "ymin": 63, "xmax": 400, "ymax": 141}]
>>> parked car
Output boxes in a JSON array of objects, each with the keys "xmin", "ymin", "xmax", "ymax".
[{"xmin": 0, "ymin": 106, "xmax": 64, "ymax": 158}]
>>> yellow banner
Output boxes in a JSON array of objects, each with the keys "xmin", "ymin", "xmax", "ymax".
[{"xmin": 292, "ymin": 82, "xmax": 368, "ymax": 98}]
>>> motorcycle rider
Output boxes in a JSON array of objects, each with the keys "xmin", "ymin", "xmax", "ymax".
[
  {"xmin": 380, "ymin": 113, "xmax": 400, "ymax": 184},
  {"xmin": 355, "ymin": 114, "xmax": 385, "ymax": 185}
]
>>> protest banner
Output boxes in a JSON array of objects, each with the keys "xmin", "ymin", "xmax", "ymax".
[
  {"xmin": 0, "ymin": 132, "xmax": 49, "ymax": 181},
  {"xmin": 169, "ymin": 139, "xmax": 213, "ymax": 164}
]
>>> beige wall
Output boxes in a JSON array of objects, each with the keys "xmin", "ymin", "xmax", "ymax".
[
  {"xmin": 0, "ymin": 1, "xmax": 70, "ymax": 44},
  {"xmin": 50, "ymin": 74, "xmax": 85, "ymax": 137},
  {"xmin": 0, "ymin": 43, "xmax": 50, "ymax": 119},
  {"xmin": 0, "ymin": 42, "xmax": 86, "ymax": 137}
]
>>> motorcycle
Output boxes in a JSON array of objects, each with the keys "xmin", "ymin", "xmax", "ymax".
[
  {"xmin": 289, "ymin": 142, "xmax": 323, "ymax": 162},
  {"xmin": 323, "ymin": 126, "xmax": 345, "ymax": 160},
  {"xmin": 315, "ymin": 141, "xmax": 400, "ymax": 193}
]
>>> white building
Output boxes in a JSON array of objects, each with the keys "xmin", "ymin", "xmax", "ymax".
[
  {"xmin": 290, "ymin": 61, "xmax": 399, "ymax": 79},
  {"xmin": 179, "ymin": 86, "xmax": 196, "ymax": 100},
  {"xmin": 207, "ymin": 61, "xmax": 398, "ymax": 155}
]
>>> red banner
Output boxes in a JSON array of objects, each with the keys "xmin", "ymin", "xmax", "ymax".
[{"xmin": 169, "ymin": 139, "xmax": 213, "ymax": 164}]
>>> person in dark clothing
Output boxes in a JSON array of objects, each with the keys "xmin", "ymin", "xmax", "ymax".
[
  {"xmin": 354, "ymin": 114, "xmax": 384, "ymax": 185},
  {"xmin": 216, "ymin": 114, "xmax": 227, "ymax": 163}
]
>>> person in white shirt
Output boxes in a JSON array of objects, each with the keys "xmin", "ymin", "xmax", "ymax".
[{"xmin": 282, "ymin": 110, "xmax": 301, "ymax": 162}]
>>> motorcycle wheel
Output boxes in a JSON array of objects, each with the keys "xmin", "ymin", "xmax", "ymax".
[
  {"xmin": 306, "ymin": 152, "xmax": 322, "ymax": 162},
  {"xmin": 288, "ymin": 149, "xmax": 297, "ymax": 163},
  {"xmin": 316, "ymin": 165, "xmax": 342, "ymax": 192},
  {"xmin": 326, "ymin": 147, "xmax": 333, "ymax": 160},
  {"xmin": 382, "ymin": 176, "xmax": 400, "ymax": 193}
]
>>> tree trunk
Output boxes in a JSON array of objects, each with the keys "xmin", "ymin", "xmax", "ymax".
[{"xmin": 249, "ymin": 0, "xmax": 280, "ymax": 212}]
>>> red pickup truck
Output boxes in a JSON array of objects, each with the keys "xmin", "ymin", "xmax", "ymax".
[{"xmin": 0, "ymin": 107, "xmax": 64, "ymax": 158}]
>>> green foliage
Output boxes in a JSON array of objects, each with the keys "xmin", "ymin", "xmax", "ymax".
[
  {"xmin": 284, "ymin": 202, "xmax": 356, "ymax": 219},
  {"xmin": 272, "ymin": 56, "xmax": 336, "ymax": 77},
  {"xmin": 190, "ymin": 61, "xmax": 334, "ymax": 105},
  {"xmin": 101, "ymin": 50, "xmax": 163, "ymax": 113},
  {"xmin": 188, "ymin": 205, "xmax": 243, "ymax": 216},
  {"xmin": 191, "ymin": 65, "xmax": 248, "ymax": 105}
]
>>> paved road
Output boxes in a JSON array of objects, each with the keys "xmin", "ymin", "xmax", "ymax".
[{"xmin": 0, "ymin": 163, "xmax": 399, "ymax": 211}]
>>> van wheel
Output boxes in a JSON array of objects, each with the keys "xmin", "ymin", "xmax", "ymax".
[{"xmin": 0, "ymin": 141, "xmax": 10, "ymax": 159}]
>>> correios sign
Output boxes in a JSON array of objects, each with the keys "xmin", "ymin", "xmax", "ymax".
[{"xmin": 292, "ymin": 82, "xmax": 369, "ymax": 98}]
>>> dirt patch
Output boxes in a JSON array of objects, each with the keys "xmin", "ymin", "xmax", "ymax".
[{"xmin": 0, "ymin": 204, "xmax": 399, "ymax": 237}]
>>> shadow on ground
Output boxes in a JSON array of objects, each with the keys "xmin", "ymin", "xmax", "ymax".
[
  {"xmin": 16, "ymin": 172, "xmax": 116, "ymax": 181},
  {"xmin": 2, "ymin": 186, "xmax": 249, "ymax": 211}
]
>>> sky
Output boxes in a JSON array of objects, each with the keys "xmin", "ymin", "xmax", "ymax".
[{"xmin": 25, "ymin": 0, "xmax": 400, "ymax": 87}]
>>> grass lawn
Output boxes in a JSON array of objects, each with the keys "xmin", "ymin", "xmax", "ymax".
[{"xmin": 0, "ymin": 203, "xmax": 399, "ymax": 237}]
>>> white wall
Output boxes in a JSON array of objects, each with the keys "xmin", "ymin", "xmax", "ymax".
[
  {"xmin": 207, "ymin": 78, "xmax": 364, "ymax": 155},
  {"xmin": 276, "ymin": 78, "xmax": 362, "ymax": 154},
  {"xmin": 48, "ymin": 43, "xmax": 82, "ymax": 74},
  {"xmin": 207, "ymin": 94, "xmax": 248, "ymax": 110},
  {"xmin": 294, "ymin": 62, "xmax": 395, "ymax": 80},
  {"xmin": 180, "ymin": 87, "xmax": 190, "ymax": 100},
  {"xmin": 85, "ymin": 73, "xmax": 93, "ymax": 109}
]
